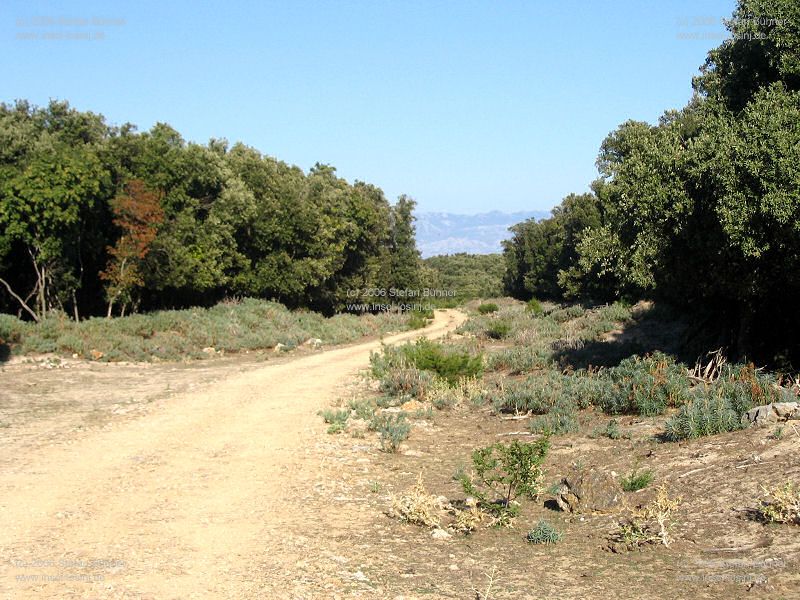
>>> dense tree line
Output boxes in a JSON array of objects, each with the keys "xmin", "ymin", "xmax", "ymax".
[
  {"xmin": 504, "ymin": 0, "xmax": 800, "ymax": 365},
  {"xmin": 0, "ymin": 103, "xmax": 421, "ymax": 318},
  {"xmin": 423, "ymin": 253, "xmax": 505, "ymax": 300}
]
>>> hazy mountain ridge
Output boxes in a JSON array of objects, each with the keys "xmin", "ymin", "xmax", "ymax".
[{"xmin": 415, "ymin": 210, "xmax": 549, "ymax": 257}]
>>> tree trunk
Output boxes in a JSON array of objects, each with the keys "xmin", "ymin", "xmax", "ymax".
[{"xmin": 72, "ymin": 290, "xmax": 80, "ymax": 322}]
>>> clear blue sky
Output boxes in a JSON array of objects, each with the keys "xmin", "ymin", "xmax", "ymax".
[{"xmin": 2, "ymin": 0, "xmax": 735, "ymax": 213}]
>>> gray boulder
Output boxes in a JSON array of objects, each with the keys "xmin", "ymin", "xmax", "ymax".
[
  {"xmin": 741, "ymin": 402, "xmax": 800, "ymax": 427},
  {"xmin": 556, "ymin": 467, "xmax": 621, "ymax": 513}
]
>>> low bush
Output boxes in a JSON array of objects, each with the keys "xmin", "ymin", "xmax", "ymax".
[
  {"xmin": 597, "ymin": 353, "xmax": 691, "ymax": 416},
  {"xmin": 370, "ymin": 413, "xmax": 412, "ymax": 452},
  {"xmin": 611, "ymin": 485, "xmax": 682, "ymax": 548},
  {"xmin": 529, "ymin": 398, "xmax": 580, "ymax": 436},
  {"xmin": 460, "ymin": 438, "xmax": 550, "ymax": 524},
  {"xmin": 757, "ymin": 481, "xmax": 800, "ymax": 525},
  {"xmin": 426, "ymin": 377, "xmax": 461, "ymax": 409},
  {"xmin": 525, "ymin": 298, "xmax": 544, "ymax": 316},
  {"xmin": 485, "ymin": 321, "xmax": 511, "ymax": 340},
  {"xmin": 1, "ymin": 298, "xmax": 420, "ymax": 362},
  {"xmin": 663, "ymin": 394, "xmax": 743, "ymax": 441},
  {"xmin": 389, "ymin": 474, "xmax": 444, "ymax": 528},
  {"xmin": 378, "ymin": 367, "xmax": 433, "ymax": 399},
  {"xmin": 318, "ymin": 408, "xmax": 350, "ymax": 434},
  {"xmin": 601, "ymin": 418, "xmax": 622, "ymax": 440},
  {"xmin": 348, "ymin": 398, "xmax": 377, "ymax": 421},
  {"xmin": 621, "ymin": 468, "xmax": 654, "ymax": 492},
  {"xmin": 477, "ymin": 303, "xmax": 499, "ymax": 314},
  {"xmin": 526, "ymin": 520, "xmax": 564, "ymax": 544},
  {"xmin": 400, "ymin": 339, "xmax": 483, "ymax": 385},
  {"xmin": 492, "ymin": 371, "xmax": 610, "ymax": 415},
  {"xmin": 487, "ymin": 346, "xmax": 553, "ymax": 374}
]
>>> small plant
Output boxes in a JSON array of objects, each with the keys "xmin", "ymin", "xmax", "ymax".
[
  {"xmin": 526, "ymin": 519, "xmax": 564, "ymax": 544},
  {"xmin": 426, "ymin": 376, "xmax": 460, "ymax": 409},
  {"xmin": 757, "ymin": 481, "xmax": 800, "ymax": 525},
  {"xmin": 611, "ymin": 485, "xmax": 682, "ymax": 548},
  {"xmin": 603, "ymin": 418, "xmax": 622, "ymax": 439},
  {"xmin": 319, "ymin": 408, "xmax": 349, "ymax": 434},
  {"xmin": 452, "ymin": 463, "xmax": 467, "ymax": 481},
  {"xmin": 598, "ymin": 353, "xmax": 691, "ymax": 416},
  {"xmin": 621, "ymin": 468, "xmax": 654, "ymax": 492},
  {"xmin": 349, "ymin": 398, "xmax": 377, "ymax": 420},
  {"xmin": 378, "ymin": 366, "xmax": 431, "ymax": 399},
  {"xmin": 772, "ymin": 426, "xmax": 785, "ymax": 440},
  {"xmin": 369, "ymin": 481, "xmax": 382, "ymax": 494},
  {"xmin": 460, "ymin": 438, "xmax": 550, "ymax": 523},
  {"xmin": 525, "ymin": 298, "xmax": 543, "ymax": 315},
  {"xmin": 407, "ymin": 308, "xmax": 433, "ymax": 329},
  {"xmin": 452, "ymin": 502, "xmax": 486, "ymax": 534},
  {"xmin": 413, "ymin": 405, "xmax": 434, "ymax": 420},
  {"xmin": 371, "ymin": 413, "xmax": 412, "ymax": 452},
  {"xmin": 477, "ymin": 303, "xmax": 499, "ymax": 314}
]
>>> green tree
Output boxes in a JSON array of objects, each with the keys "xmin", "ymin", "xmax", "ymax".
[
  {"xmin": 0, "ymin": 141, "xmax": 108, "ymax": 319},
  {"xmin": 384, "ymin": 195, "xmax": 421, "ymax": 296}
]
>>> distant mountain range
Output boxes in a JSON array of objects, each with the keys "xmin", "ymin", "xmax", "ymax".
[{"xmin": 415, "ymin": 210, "xmax": 549, "ymax": 258}]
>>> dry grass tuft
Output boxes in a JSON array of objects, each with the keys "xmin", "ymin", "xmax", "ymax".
[{"xmin": 389, "ymin": 474, "xmax": 446, "ymax": 528}]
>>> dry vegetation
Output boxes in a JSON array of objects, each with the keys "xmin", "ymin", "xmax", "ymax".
[{"xmin": 315, "ymin": 299, "xmax": 800, "ymax": 598}]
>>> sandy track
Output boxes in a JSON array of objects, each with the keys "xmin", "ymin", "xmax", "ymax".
[{"xmin": 0, "ymin": 309, "xmax": 466, "ymax": 599}]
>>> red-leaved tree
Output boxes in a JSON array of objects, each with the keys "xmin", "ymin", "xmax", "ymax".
[{"xmin": 101, "ymin": 180, "xmax": 164, "ymax": 317}]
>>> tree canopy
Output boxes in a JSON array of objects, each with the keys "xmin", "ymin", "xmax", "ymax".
[
  {"xmin": 503, "ymin": 0, "xmax": 800, "ymax": 366},
  {"xmin": 0, "ymin": 101, "xmax": 422, "ymax": 318}
]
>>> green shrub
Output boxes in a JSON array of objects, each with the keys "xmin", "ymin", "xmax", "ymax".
[
  {"xmin": 491, "ymin": 374, "xmax": 561, "ymax": 414},
  {"xmin": 525, "ymin": 298, "xmax": 544, "ymax": 315},
  {"xmin": 565, "ymin": 305, "xmax": 586, "ymax": 318},
  {"xmin": 2, "ymin": 298, "xmax": 420, "ymax": 363},
  {"xmin": 596, "ymin": 302, "xmax": 632, "ymax": 323},
  {"xmin": 477, "ymin": 303, "xmax": 499, "ymax": 314},
  {"xmin": 529, "ymin": 398, "xmax": 580, "ymax": 436},
  {"xmin": 460, "ymin": 438, "xmax": 550, "ymax": 522},
  {"xmin": 0, "ymin": 314, "xmax": 26, "ymax": 346},
  {"xmin": 526, "ymin": 520, "xmax": 564, "ymax": 544},
  {"xmin": 369, "ymin": 345, "xmax": 406, "ymax": 378},
  {"xmin": 621, "ymin": 468, "xmax": 654, "ymax": 492},
  {"xmin": 318, "ymin": 408, "xmax": 350, "ymax": 434},
  {"xmin": 663, "ymin": 393, "xmax": 743, "ymax": 441},
  {"xmin": 492, "ymin": 372, "xmax": 610, "ymax": 415},
  {"xmin": 602, "ymin": 419, "xmax": 622, "ymax": 440},
  {"xmin": 546, "ymin": 304, "xmax": 587, "ymax": 324},
  {"xmin": 485, "ymin": 321, "xmax": 511, "ymax": 339},
  {"xmin": 378, "ymin": 367, "xmax": 432, "ymax": 398},
  {"xmin": 487, "ymin": 346, "xmax": 552, "ymax": 374},
  {"xmin": 597, "ymin": 353, "xmax": 691, "ymax": 416},
  {"xmin": 349, "ymin": 398, "xmax": 377, "ymax": 420},
  {"xmin": 407, "ymin": 312, "xmax": 429, "ymax": 329},
  {"xmin": 370, "ymin": 413, "xmax": 412, "ymax": 452},
  {"xmin": 400, "ymin": 339, "xmax": 483, "ymax": 385}
]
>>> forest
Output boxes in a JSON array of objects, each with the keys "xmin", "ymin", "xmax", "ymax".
[
  {"xmin": 0, "ymin": 106, "xmax": 421, "ymax": 319},
  {"xmin": 503, "ymin": 0, "xmax": 800, "ymax": 367}
]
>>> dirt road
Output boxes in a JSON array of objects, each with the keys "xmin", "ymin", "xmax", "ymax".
[{"xmin": 0, "ymin": 309, "xmax": 466, "ymax": 599}]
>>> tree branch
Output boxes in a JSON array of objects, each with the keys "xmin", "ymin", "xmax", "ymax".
[{"xmin": 0, "ymin": 277, "xmax": 40, "ymax": 322}]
